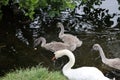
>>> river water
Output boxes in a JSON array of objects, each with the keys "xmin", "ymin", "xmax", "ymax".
[{"xmin": 0, "ymin": 0, "xmax": 120, "ymax": 79}]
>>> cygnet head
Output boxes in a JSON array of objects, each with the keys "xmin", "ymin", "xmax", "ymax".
[
  {"xmin": 57, "ymin": 22, "xmax": 63, "ymax": 28},
  {"xmin": 78, "ymin": 40, "xmax": 83, "ymax": 47},
  {"xmin": 93, "ymin": 44, "xmax": 101, "ymax": 51}
]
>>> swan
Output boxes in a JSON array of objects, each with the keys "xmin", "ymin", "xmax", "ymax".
[
  {"xmin": 57, "ymin": 22, "xmax": 82, "ymax": 48},
  {"xmin": 52, "ymin": 49, "xmax": 114, "ymax": 80},
  {"xmin": 93, "ymin": 44, "xmax": 120, "ymax": 70},
  {"xmin": 33, "ymin": 37, "xmax": 76, "ymax": 52}
]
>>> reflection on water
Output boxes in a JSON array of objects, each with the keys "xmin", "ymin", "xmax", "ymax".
[
  {"xmin": 53, "ymin": 32, "xmax": 120, "ymax": 79},
  {"xmin": 1, "ymin": 29, "xmax": 120, "ymax": 79}
]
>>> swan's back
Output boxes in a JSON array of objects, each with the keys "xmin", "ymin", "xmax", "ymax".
[
  {"xmin": 44, "ymin": 42, "xmax": 73, "ymax": 52},
  {"xmin": 34, "ymin": 36, "xmax": 77, "ymax": 52},
  {"xmin": 57, "ymin": 22, "xmax": 82, "ymax": 47},
  {"xmin": 60, "ymin": 34, "xmax": 82, "ymax": 47},
  {"xmin": 105, "ymin": 58, "xmax": 120, "ymax": 70},
  {"xmin": 64, "ymin": 67, "xmax": 111, "ymax": 80}
]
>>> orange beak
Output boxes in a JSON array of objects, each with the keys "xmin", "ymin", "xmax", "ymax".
[{"xmin": 52, "ymin": 56, "xmax": 56, "ymax": 61}]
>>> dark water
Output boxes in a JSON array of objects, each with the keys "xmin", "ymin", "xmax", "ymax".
[
  {"xmin": 48, "ymin": 31, "xmax": 120, "ymax": 79},
  {"xmin": 0, "ymin": 0, "xmax": 120, "ymax": 80},
  {"xmin": 2, "ymin": 30, "xmax": 120, "ymax": 79}
]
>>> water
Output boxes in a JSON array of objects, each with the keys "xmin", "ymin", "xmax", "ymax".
[
  {"xmin": 1, "ymin": 28, "xmax": 120, "ymax": 79},
  {"xmin": 0, "ymin": 0, "xmax": 120, "ymax": 79},
  {"xmin": 52, "ymin": 32, "xmax": 120, "ymax": 79}
]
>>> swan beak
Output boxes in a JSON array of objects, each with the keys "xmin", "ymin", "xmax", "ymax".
[
  {"xmin": 52, "ymin": 56, "xmax": 57, "ymax": 66},
  {"xmin": 52, "ymin": 56, "xmax": 56, "ymax": 61}
]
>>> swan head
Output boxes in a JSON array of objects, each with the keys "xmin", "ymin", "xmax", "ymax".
[
  {"xmin": 57, "ymin": 22, "xmax": 63, "ymax": 28},
  {"xmin": 53, "ymin": 49, "xmax": 68, "ymax": 59},
  {"xmin": 93, "ymin": 44, "xmax": 101, "ymax": 51},
  {"xmin": 52, "ymin": 49, "xmax": 73, "ymax": 60},
  {"xmin": 33, "ymin": 37, "xmax": 45, "ymax": 49}
]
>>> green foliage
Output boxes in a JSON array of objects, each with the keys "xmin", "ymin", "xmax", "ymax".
[
  {"xmin": 0, "ymin": 0, "xmax": 9, "ymax": 19},
  {"xmin": 19, "ymin": 0, "xmax": 39, "ymax": 19},
  {"xmin": 0, "ymin": 0, "xmax": 102, "ymax": 19},
  {"xmin": 62, "ymin": 0, "xmax": 76, "ymax": 9},
  {"xmin": 43, "ymin": 0, "xmax": 77, "ymax": 17},
  {"xmin": 39, "ymin": 0, "xmax": 48, "ymax": 7},
  {"xmin": 0, "ymin": 65, "xmax": 67, "ymax": 80},
  {"xmin": 19, "ymin": 0, "xmax": 78, "ymax": 19},
  {"xmin": 81, "ymin": 0, "xmax": 102, "ymax": 8},
  {"xmin": 0, "ymin": 0, "xmax": 9, "ymax": 6}
]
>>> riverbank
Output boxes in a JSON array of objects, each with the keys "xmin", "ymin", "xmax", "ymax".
[{"xmin": 0, "ymin": 65, "xmax": 67, "ymax": 80}]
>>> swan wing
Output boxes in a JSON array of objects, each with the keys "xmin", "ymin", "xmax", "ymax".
[
  {"xmin": 44, "ymin": 42, "xmax": 69, "ymax": 52},
  {"xmin": 60, "ymin": 34, "xmax": 76, "ymax": 43},
  {"xmin": 60, "ymin": 34, "xmax": 82, "ymax": 47},
  {"xmin": 112, "ymin": 58, "xmax": 120, "ymax": 70},
  {"xmin": 63, "ymin": 67, "xmax": 110, "ymax": 80},
  {"xmin": 107, "ymin": 58, "xmax": 120, "ymax": 70}
]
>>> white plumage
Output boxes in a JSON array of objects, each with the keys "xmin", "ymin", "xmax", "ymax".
[{"xmin": 53, "ymin": 49, "xmax": 113, "ymax": 80}]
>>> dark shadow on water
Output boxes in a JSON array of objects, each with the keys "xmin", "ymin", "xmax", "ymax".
[
  {"xmin": 0, "ymin": 0, "xmax": 120, "ymax": 79},
  {"xmin": 0, "ymin": 25, "xmax": 120, "ymax": 79}
]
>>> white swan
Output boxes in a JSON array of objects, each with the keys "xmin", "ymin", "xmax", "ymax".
[
  {"xmin": 93, "ymin": 44, "xmax": 120, "ymax": 70},
  {"xmin": 33, "ymin": 37, "xmax": 76, "ymax": 52},
  {"xmin": 57, "ymin": 22, "xmax": 82, "ymax": 48},
  {"xmin": 52, "ymin": 49, "xmax": 114, "ymax": 80}
]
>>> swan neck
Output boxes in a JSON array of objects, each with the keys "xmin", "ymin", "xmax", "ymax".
[
  {"xmin": 59, "ymin": 24, "xmax": 64, "ymax": 37},
  {"xmin": 98, "ymin": 46, "xmax": 107, "ymax": 62},
  {"xmin": 62, "ymin": 52, "xmax": 75, "ymax": 71},
  {"xmin": 40, "ymin": 37, "xmax": 46, "ymax": 47}
]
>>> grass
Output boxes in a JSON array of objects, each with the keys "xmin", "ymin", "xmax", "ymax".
[{"xmin": 0, "ymin": 65, "xmax": 67, "ymax": 80}]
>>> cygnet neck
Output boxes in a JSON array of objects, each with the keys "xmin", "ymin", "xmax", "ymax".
[
  {"xmin": 58, "ymin": 23, "xmax": 65, "ymax": 37},
  {"xmin": 97, "ymin": 45, "xmax": 108, "ymax": 63},
  {"xmin": 40, "ymin": 37, "xmax": 46, "ymax": 47}
]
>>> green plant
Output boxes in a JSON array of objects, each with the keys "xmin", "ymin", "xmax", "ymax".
[
  {"xmin": 0, "ymin": 0, "xmax": 9, "ymax": 19},
  {"xmin": 19, "ymin": 0, "xmax": 39, "ymax": 20},
  {"xmin": 17, "ymin": 0, "xmax": 78, "ymax": 19},
  {"xmin": 0, "ymin": 65, "xmax": 67, "ymax": 80},
  {"xmin": 0, "ymin": 0, "xmax": 102, "ymax": 20},
  {"xmin": 0, "ymin": 0, "xmax": 9, "ymax": 6}
]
